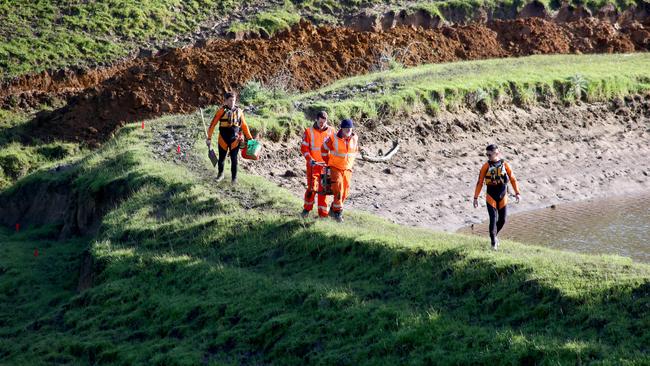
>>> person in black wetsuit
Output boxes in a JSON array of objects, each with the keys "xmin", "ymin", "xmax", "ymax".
[
  {"xmin": 473, "ymin": 144, "xmax": 521, "ymax": 250},
  {"xmin": 206, "ymin": 92, "xmax": 253, "ymax": 184}
]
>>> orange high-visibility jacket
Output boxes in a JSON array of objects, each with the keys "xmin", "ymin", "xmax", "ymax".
[
  {"xmin": 321, "ymin": 132, "xmax": 359, "ymax": 171},
  {"xmin": 301, "ymin": 124, "xmax": 335, "ymax": 162}
]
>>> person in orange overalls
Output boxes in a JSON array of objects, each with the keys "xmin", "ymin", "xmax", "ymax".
[
  {"xmin": 473, "ymin": 144, "xmax": 521, "ymax": 250},
  {"xmin": 321, "ymin": 118, "xmax": 359, "ymax": 223},
  {"xmin": 301, "ymin": 111, "xmax": 336, "ymax": 219},
  {"xmin": 206, "ymin": 92, "xmax": 253, "ymax": 184}
]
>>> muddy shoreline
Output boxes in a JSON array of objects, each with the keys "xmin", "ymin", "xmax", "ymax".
[
  {"xmin": 457, "ymin": 191, "xmax": 650, "ymax": 262},
  {"xmin": 244, "ymin": 101, "xmax": 650, "ymax": 231}
]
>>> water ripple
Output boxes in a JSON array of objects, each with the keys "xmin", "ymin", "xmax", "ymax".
[{"xmin": 458, "ymin": 193, "xmax": 650, "ymax": 263}]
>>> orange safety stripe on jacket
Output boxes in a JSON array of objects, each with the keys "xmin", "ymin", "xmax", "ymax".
[
  {"xmin": 300, "ymin": 124, "xmax": 335, "ymax": 162},
  {"xmin": 321, "ymin": 133, "xmax": 359, "ymax": 171},
  {"xmin": 207, "ymin": 106, "xmax": 253, "ymax": 150},
  {"xmin": 474, "ymin": 161, "xmax": 520, "ymax": 199}
]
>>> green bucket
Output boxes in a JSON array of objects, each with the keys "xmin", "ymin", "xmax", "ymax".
[{"xmin": 243, "ymin": 139, "xmax": 261, "ymax": 160}]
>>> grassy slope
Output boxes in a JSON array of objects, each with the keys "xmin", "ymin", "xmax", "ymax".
[
  {"xmin": 0, "ymin": 118, "xmax": 648, "ymax": 365},
  {"xmin": 241, "ymin": 53, "xmax": 650, "ymax": 140},
  {"xmin": 227, "ymin": 3, "xmax": 303, "ymax": 35},
  {"xmin": 0, "ymin": 0, "xmax": 240, "ymax": 78}
]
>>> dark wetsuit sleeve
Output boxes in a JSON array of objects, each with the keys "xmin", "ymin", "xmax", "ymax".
[
  {"xmin": 474, "ymin": 163, "xmax": 488, "ymax": 199},
  {"xmin": 240, "ymin": 112, "xmax": 253, "ymax": 140},
  {"xmin": 505, "ymin": 162, "xmax": 520, "ymax": 195}
]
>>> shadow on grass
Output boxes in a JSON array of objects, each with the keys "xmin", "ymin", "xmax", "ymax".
[{"xmin": 91, "ymin": 212, "xmax": 650, "ymax": 365}]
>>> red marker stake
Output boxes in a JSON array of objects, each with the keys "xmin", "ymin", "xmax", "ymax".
[
  {"xmin": 34, "ymin": 249, "xmax": 39, "ymax": 257},
  {"xmin": 141, "ymin": 121, "xmax": 145, "ymax": 129},
  {"xmin": 177, "ymin": 145, "xmax": 181, "ymax": 154},
  {"xmin": 15, "ymin": 223, "xmax": 19, "ymax": 232}
]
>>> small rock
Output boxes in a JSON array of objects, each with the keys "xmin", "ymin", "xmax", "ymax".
[
  {"xmin": 137, "ymin": 48, "xmax": 153, "ymax": 58},
  {"xmin": 612, "ymin": 97, "xmax": 625, "ymax": 109},
  {"xmin": 382, "ymin": 168, "xmax": 392, "ymax": 174},
  {"xmin": 615, "ymin": 107, "xmax": 630, "ymax": 116}
]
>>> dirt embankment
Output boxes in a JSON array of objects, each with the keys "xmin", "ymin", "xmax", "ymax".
[
  {"xmin": 0, "ymin": 169, "xmax": 130, "ymax": 239},
  {"xmin": 2, "ymin": 16, "xmax": 649, "ymax": 146}
]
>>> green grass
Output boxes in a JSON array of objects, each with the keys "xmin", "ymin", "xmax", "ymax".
[
  {"xmin": 227, "ymin": 2, "xmax": 302, "ymax": 36},
  {"xmin": 0, "ymin": 0, "xmax": 241, "ymax": 78},
  {"xmin": 0, "ymin": 109, "xmax": 82, "ymax": 189},
  {"xmin": 0, "ymin": 115, "xmax": 648, "ymax": 364},
  {"xmin": 239, "ymin": 54, "xmax": 650, "ymax": 137}
]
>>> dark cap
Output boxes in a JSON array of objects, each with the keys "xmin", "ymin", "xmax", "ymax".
[{"xmin": 341, "ymin": 119, "xmax": 354, "ymax": 129}]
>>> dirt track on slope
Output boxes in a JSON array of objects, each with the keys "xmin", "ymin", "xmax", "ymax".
[{"xmin": 2, "ymin": 17, "xmax": 648, "ymax": 146}]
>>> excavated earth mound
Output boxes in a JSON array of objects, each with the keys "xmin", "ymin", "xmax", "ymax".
[{"xmin": 2, "ymin": 17, "xmax": 649, "ymax": 145}]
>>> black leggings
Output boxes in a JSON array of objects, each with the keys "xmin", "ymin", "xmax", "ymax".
[
  {"xmin": 487, "ymin": 203, "xmax": 507, "ymax": 245},
  {"xmin": 218, "ymin": 144, "xmax": 240, "ymax": 180}
]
